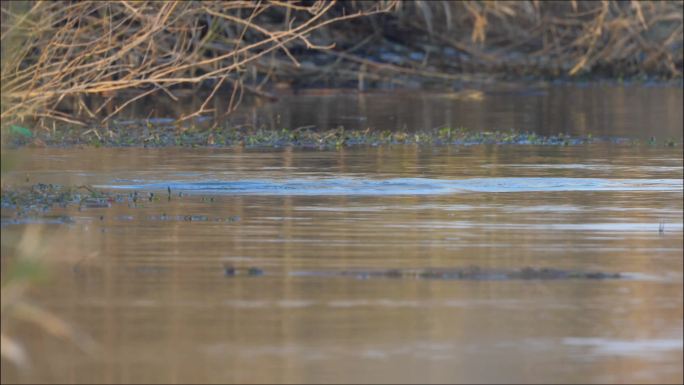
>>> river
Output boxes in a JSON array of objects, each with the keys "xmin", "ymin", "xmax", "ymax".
[{"xmin": 1, "ymin": 84, "xmax": 682, "ymax": 384}]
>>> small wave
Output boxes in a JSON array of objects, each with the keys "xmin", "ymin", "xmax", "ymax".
[{"xmin": 97, "ymin": 177, "xmax": 683, "ymax": 196}]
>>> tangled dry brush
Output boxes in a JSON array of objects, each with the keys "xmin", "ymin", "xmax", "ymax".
[{"xmin": 1, "ymin": 0, "xmax": 682, "ymax": 126}]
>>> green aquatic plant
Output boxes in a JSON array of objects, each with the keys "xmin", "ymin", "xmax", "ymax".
[{"xmin": 8, "ymin": 125, "xmax": 32, "ymax": 138}]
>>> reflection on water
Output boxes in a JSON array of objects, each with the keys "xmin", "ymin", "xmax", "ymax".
[
  {"xmin": 1, "ymin": 143, "xmax": 682, "ymax": 384},
  {"xmin": 108, "ymin": 84, "xmax": 683, "ymax": 141},
  {"xmin": 232, "ymin": 86, "xmax": 684, "ymax": 141}
]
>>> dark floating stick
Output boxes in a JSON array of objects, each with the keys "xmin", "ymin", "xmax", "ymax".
[
  {"xmin": 223, "ymin": 266, "xmax": 264, "ymax": 277},
  {"xmin": 224, "ymin": 266, "xmax": 236, "ymax": 277},
  {"xmin": 224, "ymin": 266, "xmax": 623, "ymax": 280}
]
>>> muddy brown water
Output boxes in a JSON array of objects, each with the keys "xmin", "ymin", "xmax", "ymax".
[
  {"xmin": 111, "ymin": 82, "xmax": 683, "ymax": 141},
  {"xmin": 232, "ymin": 85, "xmax": 684, "ymax": 141},
  {"xmin": 2, "ymin": 85, "xmax": 683, "ymax": 384}
]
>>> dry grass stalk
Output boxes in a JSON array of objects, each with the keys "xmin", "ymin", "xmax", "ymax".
[
  {"xmin": 264, "ymin": 1, "xmax": 682, "ymax": 87},
  {"xmin": 401, "ymin": 0, "xmax": 682, "ymax": 76},
  {"xmin": 1, "ymin": 1, "xmax": 681, "ymax": 127},
  {"xmin": 1, "ymin": 1, "xmax": 396, "ymax": 126}
]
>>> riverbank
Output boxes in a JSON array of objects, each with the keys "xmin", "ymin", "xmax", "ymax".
[{"xmin": 2, "ymin": 1, "xmax": 681, "ymax": 127}]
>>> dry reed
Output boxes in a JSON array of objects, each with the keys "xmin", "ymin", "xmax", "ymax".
[
  {"xmin": 1, "ymin": 1, "xmax": 681, "ymax": 127},
  {"xmin": 1, "ymin": 1, "xmax": 395, "ymax": 126},
  {"xmin": 288, "ymin": 0, "xmax": 682, "ymax": 86}
]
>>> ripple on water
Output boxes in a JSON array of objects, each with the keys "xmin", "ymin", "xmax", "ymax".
[
  {"xmin": 97, "ymin": 177, "xmax": 684, "ymax": 196},
  {"xmin": 563, "ymin": 337, "xmax": 683, "ymax": 358}
]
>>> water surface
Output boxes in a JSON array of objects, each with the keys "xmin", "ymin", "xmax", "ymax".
[
  {"xmin": 234, "ymin": 85, "xmax": 684, "ymax": 141},
  {"xmin": 110, "ymin": 83, "xmax": 683, "ymax": 141},
  {"xmin": 1, "ymin": 86, "xmax": 683, "ymax": 384}
]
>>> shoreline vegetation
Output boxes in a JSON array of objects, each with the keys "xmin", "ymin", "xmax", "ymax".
[{"xmin": 1, "ymin": 1, "xmax": 682, "ymax": 130}]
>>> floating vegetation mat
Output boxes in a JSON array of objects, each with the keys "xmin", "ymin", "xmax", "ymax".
[
  {"xmin": 0, "ymin": 183, "xmax": 238, "ymax": 222},
  {"xmin": 286, "ymin": 267, "xmax": 624, "ymax": 281},
  {"xmin": 5, "ymin": 123, "xmax": 671, "ymax": 149}
]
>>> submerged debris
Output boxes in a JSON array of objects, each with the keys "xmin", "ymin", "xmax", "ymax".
[
  {"xmin": 1, "ymin": 184, "xmax": 112, "ymax": 216},
  {"xmin": 1, "ymin": 183, "xmax": 237, "ymax": 221},
  {"xmin": 278, "ymin": 266, "xmax": 623, "ymax": 281},
  {"xmin": 224, "ymin": 266, "xmax": 264, "ymax": 277}
]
